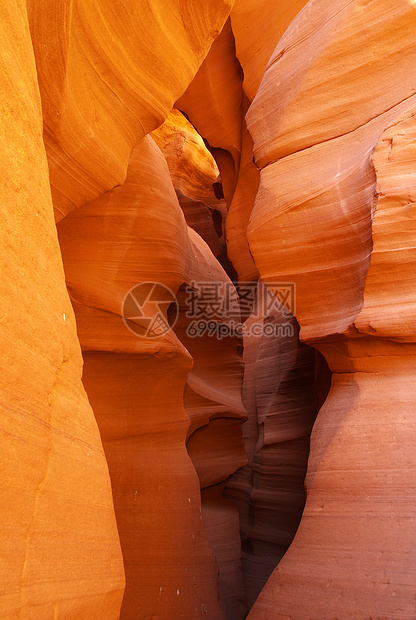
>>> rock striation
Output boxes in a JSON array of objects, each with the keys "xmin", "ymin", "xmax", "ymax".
[
  {"xmin": 2, "ymin": 0, "xmax": 416, "ymax": 618},
  {"xmin": 57, "ymin": 135, "xmax": 247, "ymax": 619},
  {"xmin": 27, "ymin": 0, "xmax": 234, "ymax": 220},
  {"xmin": 245, "ymin": 0, "xmax": 416, "ymax": 618},
  {"xmin": 0, "ymin": 1, "xmax": 124, "ymax": 617},
  {"xmin": 230, "ymin": 0, "xmax": 309, "ymax": 103},
  {"xmin": 151, "ymin": 109, "xmax": 227, "ymax": 258},
  {"xmin": 224, "ymin": 282, "xmax": 331, "ymax": 610},
  {"xmin": 1, "ymin": 1, "xmax": 239, "ymax": 618}
]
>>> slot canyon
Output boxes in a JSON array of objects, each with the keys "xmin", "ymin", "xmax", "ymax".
[{"xmin": 1, "ymin": 0, "xmax": 416, "ymax": 618}]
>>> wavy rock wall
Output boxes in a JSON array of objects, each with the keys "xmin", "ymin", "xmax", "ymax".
[
  {"xmin": 152, "ymin": 113, "xmax": 249, "ymax": 617},
  {"xmin": 3, "ymin": 0, "xmax": 416, "ymax": 618},
  {"xmin": 151, "ymin": 110, "xmax": 227, "ymax": 260},
  {"xmin": 57, "ymin": 133, "xmax": 249, "ymax": 619},
  {"xmin": 27, "ymin": 0, "xmax": 234, "ymax": 220},
  {"xmin": 230, "ymin": 0, "xmax": 309, "ymax": 103},
  {"xmin": 0, "ymin": 2, "xmax": 125, "ymax": 618},
  {"xmin": 224, "ymin": 284, "xmax": 331, "ymax": 609},
  {"xmin": 245, "ymin": 0, "xmax": 416, "ymax": 618},
  {"xmin": 177, "ymin": 5, "xmax": 327, "ymax": 611},
  {"xmin": 177, "ymin": 17, "xmax": 244, "ymax": 208},
  {"xmin": 1, "ymin": 1, "xmax": 239, "ymax": 618},
  {"xmin": 177, "ymin": 2, "xmax": 416, "ymax": 616}
]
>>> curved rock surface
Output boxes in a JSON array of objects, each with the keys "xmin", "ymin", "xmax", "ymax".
[
  {"xmin": 58, "ymin": 136, "xmax": 243, "ymax": 619},
  {"xmin": 151, "ymin": 110, "xmax": 221, "ymax": 209},
  {"xmin": 247, "ymin": 0, "xmax": 416, "ymax": 167},
  {"xmin": 224, "ymin": 282, "xmax": 330, "ymax": 609},
  {"xmin": 246, "ymin": 1, "xmax": 416, "ymax": 618},
  {"xmin": 356, "ymin": 108, "xmax": 416, "ymax": 341},
  {"xmin": 173, "ymin": 231, "xmax": 249, "ymax": 618},
  {"xmin": 0, "ymin": 1, "xmax": 124, "ymax": 617},
  {"xmin": 27, "ymin": 0, "xmax": 233, "ymax": 220},
  {"xmin": 230, "ymin": 0, "xmax": 308, "ymax": 102},
  {"xmin": 152, "ymin": 109, "xmax": 227, "ymax": 257},
  {"xmin": 3, "ymin": 0, "xmax": 416, "ymax": 618},
  {"xmin": 201, "ymin": 484, "xmax": 247, "ymax": 620},
  {"xmin": 225, "ymin": 108, "xmax": 260, "ymax": 281},
  {"xmin": 177, "ymin": 17, "xmax": 244, "ymax": 205}
]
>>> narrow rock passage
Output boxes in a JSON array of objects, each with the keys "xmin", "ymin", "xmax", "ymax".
[{"xmin": 2, "ymin": 1, "xmax": 416, "ymax": 619}]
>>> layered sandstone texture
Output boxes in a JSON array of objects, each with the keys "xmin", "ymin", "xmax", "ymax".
[
  {"xmin": 224, "ymin": 282, "xmax": 331, "ymax": 610},
  {"xmin": 2, "ymin": 0, "xmax": 416, "ymax": 619},
  {"xmin": 151, "ymin": 109, "xmax": 227, "ymax": 259},
  {"xmin": 245, "ymin": 0, "xmax": 416, "ymax": 618},
  {"xmin": 27, "ymin": 0, "xmax": 234, "ymax": 220},
  {"xmin": 0, "ymin": 1, "xmax": 124, "ymax": 617},
  {"xmin": 176, "ymin": 4, "xmax": 328, "ymax": 610},
  {"xmin": 57, "ymin": 132, "xmax": 247, "ymax": 619},
  {"xmin": 1, "ymin": 0, "xmax": 240, "ymax": 618}
]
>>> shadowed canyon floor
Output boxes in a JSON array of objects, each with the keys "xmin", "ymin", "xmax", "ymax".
[{"xmin": 1, "ymin": 0, "xmax": 416, "ymax": 619}]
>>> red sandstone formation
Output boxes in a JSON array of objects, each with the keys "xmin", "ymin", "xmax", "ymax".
[
  {"xmin": 177, "ymin": 17, "xmax": 244, "ymax": 206},
  {"xmin": 151, "ymin": 109, "xmax": 227, "ymax": 257},
  {"xmin": 173, "ymin": 232, "xmax": 248, "ymax": 618},
  {"xmin": 0, "ymin": 2, "xmax": 124, "ymax": 617},
  {"xmin": 225, "ymin": 111, "xmax": 260, "ymax": 281},
  {"xmin": 177, "ymin": 12, "xmax": 326, "ymax": 612},
  {"xmin": 27, "ymin": 0, "xmax": 233, "ymax": 220},
  {"xmin": 230, "ymin": 0, "xmax": 308, "ymax": 103},
  {"xmin": 245, "ymin": 0, "xmax": 416, "ymax": 618},
  {"xmin": 2, "ymin": 0, "xmax": 416, "ymax": 618},
  {"xmin": 201, "ymin": 484, "xmax": 247, "ymax": 620},
  {"xmin": 57, "ymin": 136, "xmax": 244, "ymax": 619},
  {"xmin": 224, "ymin": 282, "xmax": 330, "ymax": 609}
]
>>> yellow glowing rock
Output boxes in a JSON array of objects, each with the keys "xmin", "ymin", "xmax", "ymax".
[
  {"xmin": 27, "ymin": 0, "xmax": 234, "ymax": 220},
  {"xmin": 0, "ymin": 1, "xmax": 124, "ymax": 616}
]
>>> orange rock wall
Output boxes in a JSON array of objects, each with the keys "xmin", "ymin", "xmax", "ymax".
[
  {"xmin": 245, "ymin": 0, "xmax": 416, "ymax": 618},
  {"xmin": 27, "ymin": 0, "xmax": 234, "ymax": 220},
  {"xmin": 177, "ymin": 17, "xmax": 244, "ymax": 206},
  {"xmin": 3, "ymin": 0, "xmax": 416, "ymax": 618},
  {"xmin": 224, "ymin": 285, "xmax": 329, "ymax": 609},
  {"xmin": 177, "ymin": 6, "xmax": 328, "ymax": 612},
  {"xmin": 151, "ymin": 110, "xmax": 227, "ymax": 258},
  {"xmin": 0, "ymin": 1, "xmax": 124, "ymax": 617},
  {"xmin": 57, "ymin": 135, "xmax": 248, "ymax": 619},
  {"xmin": 1, "ymin": 1, "xmax": 241, "ymax": 618},
  {"xmin": 230, "ymin": 0, "xmax": 309, "ymax": 102}
]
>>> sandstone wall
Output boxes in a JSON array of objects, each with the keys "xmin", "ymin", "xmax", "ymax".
[
  {"xmin": 2, "ymin": 0, "xmax": 416, "ymax": 618},
  {"xmin": 0, "ymin": 1, "xmax": 124, "ymax": 617},
  {"xmin": 1, "ymin": 1, "xmax": 237, "ymax": 617},
  {"xmin": 246, "ymin": 0, "xmax": 416, "ymax": 617}
]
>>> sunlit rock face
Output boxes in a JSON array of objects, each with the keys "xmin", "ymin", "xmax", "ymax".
[
  {"xmin": 27, "ymin": 0, "xmax": 234, "ymax": 220},
  {"xmin": 57, "ymin": 135, "xmax": 249, "ymax": 619},
  {"xmin": 246, "ymin": 0, "xmax": 416, "ymax": 618},
  {"xmin": 177, "ymin": 17, "xmax": 244, "ymax": 208},
  {"xmin": 0, "ymin": 2, "xmax": 124, "ymax": 617},
  {"xmin": 225, "ymin": 0, "xmax": 309, "ymax": 282},
  {"xmin": 176, "ymin": 8, "xmax": 330, "ymax": 610},
  {"xmin": 3, "ymin": 0, "xmax": 416, "ymax": 618},
  {"xmin": 230, "ymin": 0, "xmax": 309, "ymax": 103},
  {"xmin": 151, "ymin": 109, "xmax": 227, "ymax": 259},
  {"xmin": 1, "ymin": 1, "xmax": 238, "ymax": 617}
]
